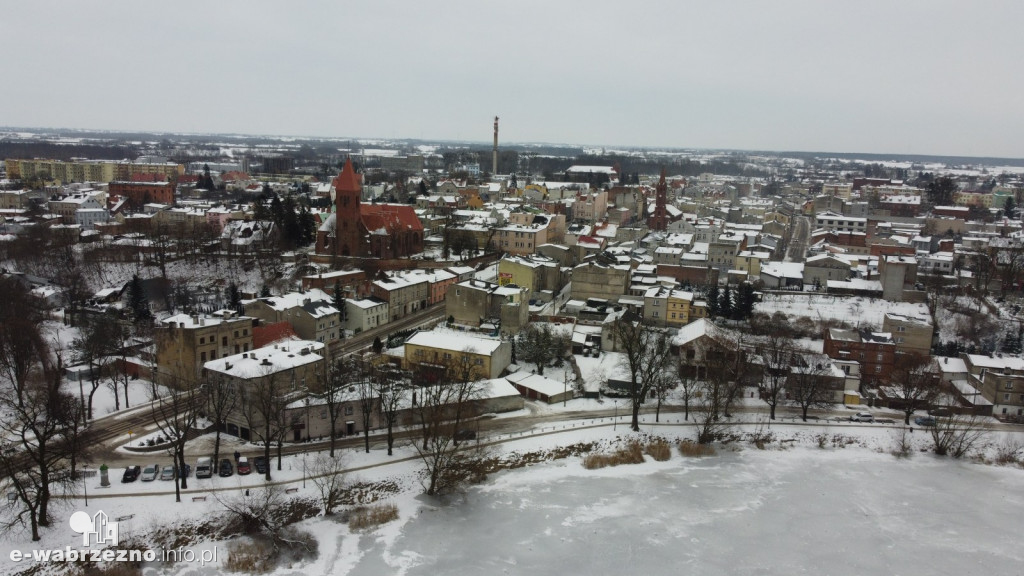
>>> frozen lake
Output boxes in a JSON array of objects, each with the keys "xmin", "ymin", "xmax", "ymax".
[{"xmin": 347, "ymin": 446, "xmax": 1024, "ymax": 576}]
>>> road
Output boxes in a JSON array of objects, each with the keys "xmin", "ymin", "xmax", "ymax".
[{"xmin": 786, "ymin": 215, "xmax": 810, "ymax": 262}]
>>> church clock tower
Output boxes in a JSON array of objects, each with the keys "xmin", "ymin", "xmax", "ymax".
[{"xmin": 333, "ymin": 158, "xmax": 363, "ymax": 257}]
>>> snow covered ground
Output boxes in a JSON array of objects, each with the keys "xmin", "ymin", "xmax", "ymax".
[
  {"xmin": 3, "ymin": 419, "xmax": 1023, "ymax": 576},
  {"xmin": 756, "ymin": 293, "xmax": 930, "ymax": 329}
]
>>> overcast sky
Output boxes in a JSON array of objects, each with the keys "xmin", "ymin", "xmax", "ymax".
[{"xmin": 3, "ymin": 1, "xmax": 1022, "ymax": 158}]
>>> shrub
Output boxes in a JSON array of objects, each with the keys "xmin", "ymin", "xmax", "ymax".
[
  {"xmin": 644, "ymin": 439, "xmax": 672, "ymax": 462},
  {"xmin": 993, "ymin": 438, "xmax": 1023, "ymax": 466},
  {"xmin": 348, "ymin": 503, "xmax": 399, "ymax": 531},
  {"xmin": 582, "ymin": 441, "xmax": 645, "ymax": 469},
  {"xmin": 225, "ymin": 539, "xmax": 273, "ymax": 574},
  {"xmin": 678, "ymin": 440, "xmax": 716, "ymax": 457},
  {"xmin": 890, "ymin": 427, "xmax": 913, "ymax": 459}
]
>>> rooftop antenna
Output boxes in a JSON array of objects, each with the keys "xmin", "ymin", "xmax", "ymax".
[{"xmin": 492, "ymin": 116, "xmax": 499, "ymax": 176}]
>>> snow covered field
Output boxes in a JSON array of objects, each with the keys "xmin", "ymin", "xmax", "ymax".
[
  {"xmin": 3, "ymin": 420, "xmax": 1023, "ymax": 576},
  {"xmin": 756, "ymin": 293, "xmax": 930, "ymax": 329}
]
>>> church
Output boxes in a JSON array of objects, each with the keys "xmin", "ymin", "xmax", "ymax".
[{"xmin": 315, "ymin": 159, "xmax": 424, "ymax": 259}]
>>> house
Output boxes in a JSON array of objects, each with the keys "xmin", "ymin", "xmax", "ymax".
[
  {"xmin": 497, "ymin": 254, "xmax": 565, "ymax": 300},
  {"xmin": 203, "ymin": 340, "xmax": 326, "ymax": 442},
  {"xmin": 506, "ymin": 370, "xmax": 574, "ymax": 404},
  {"xmin": 404, "ymin": 331, "xmax": 512, "ymax": 380},
  {"xmin": 371, "ymin": 272, "xmax": 429, "ymax": 322},
  {"xmin": 881, "ymin": 312, "xmax": 934, "ymax": 355},
  {"xmin": 155, "ymin": 311, "xmax": 255, "ymax": 386},
  {"xmin": 446, "ymin": 279, "xmax": 530, "ymax": 335},
  {"xmin": 569, "ymin": 259, "xmax": 631, "ymax": 303},
  {"xmin": 643, "ymin": 286, "xmax": 694, "ymax": 327},
  {"xmin": 344, "ymin": 297, "xmax": 389, "ymax": 333},
  {"xmin": 803, "ymin": 254, "xmax": 852, "ymax": 289},
  {"xmin": 823, "ymin": 328, "xmax": 896, "ymax": 388},
  {"xmin": 242, "ymin": 289, "xmax": 342, "ymax": 344}
]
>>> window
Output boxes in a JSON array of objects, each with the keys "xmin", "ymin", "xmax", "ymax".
[
  {"xmin": 201, "ymin": 351, "xmax": 206, "ymax": 362},
  {"xmin": 344, "ymin": 406, "xmax": 354, "ymax": 416},
  {"xmin": 222, "ymin": 336, "xmax": 228, "ymax": 347},
  {"xmin": 1006, "ymin": 383, "xmax": 1014, "ymax": 390},
  {"xmin": 243, "ymin": 329, "xmax": 248, "ymax": 336},
  {"xmin": 234, "ymin": 330, "xmax": 239, "ymax": 338},
  {"xmin": 876, "ymin": 353, "xmax": 883, "ymax": 361},
  {"xmin": 1004, "ymin": 393, "xmax": 1011, "ymax": 401},
  {"xmin": 199, "ymin": 337, "xmax": 205, "ymax": 344},
  {"xmin": 653, "ymin": 299, "xmax": 661, "ymax": 306},
  {"xmin": 875, "ymin": 366, "xmax": 881, "ymax": 373},
  {"xmin": 897, "ymin": 326, "xmax": 906, "ymax": 332}
]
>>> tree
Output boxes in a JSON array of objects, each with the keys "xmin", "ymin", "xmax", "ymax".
[
  {"xmin": 321, "ymin": 355, "xmax": 361, "ymax": 458},
  {"xmin": 926, "ymin": 177, "xmax": 957, "ymax": 206},
  {"xmin": 929, "ymin": 413, "xmax": 989, "ymax": 458},
  {"xmin": 411, "ymin": 357, "xmax": 485, "ymax": 496},
  {"xmin": 226, "ymin": 282, "xmax": 242, "ymax": 313},
  {"xmin": 692, "ymin": 339, "xmax": 746, "ymax": 443},
  {"xmin": 675, "ymin": 357, "xmax": 700, "ymax": 422},
  {"xmin": 239, "ymin": 369, "xmax": 292, "ymax": 481},
  {"xmin": 718, "ymin": 284, "xmax": 733, "ymax": 320},
  {"xmin": 754, "ymin": 331, "xmax": 796, "ymax": 420},
  {"xmin": 516, "ymin": 324, "xmax": 568, "ymax": 376},
  {"xmin": 707, "ymin": 284, "xmax": 720, "ymax": 317},
  {"xmin": 734, "ymin": 282, "xmax": 756, "ymax": 320},
  {"xmin": 149, "ymin": 372, "xmax": 203, "ymax": 502},
  {"xmin": 608, "ymin": 318, "xmax": 673, "ymax": 432},
  {"xmin": 1004, "ymin": 196, "xmax": 1017, "ymax": 219},
  {"xmin": 372, "ymin": 364, "xmax": 409, "ymax": 457},
  {"xmin": 886, "ymin": 354, "xmax": 941, "ymax": 425},
  {"xmin": 786, "ymin": 353, "xmax": 836, "ymax": 421},
  {"xmin": 73, "ymin": 312, "xmax": 123, "ymax": 419},
  {"xmin": 127, "ymin": 274, "xmax": 152, "ymax": 323},
  {"xmin": 0, "ymin": 345, "xmax": 84, "ymax": 541},
  {"xmin": 204, "ymin": 373, "xmax": 237, "ymax": 467},
  {"xmin": 307, "ymin": 453, "xmax": 348, "ymax": 515}
]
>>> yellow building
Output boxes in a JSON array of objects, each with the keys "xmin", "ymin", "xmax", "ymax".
[
  {"xmin": 643, "ymin": 286, "xmax": 694, "ymax": 327},
  {"xmin": 734, "ymin": 250, "xmax": 770, "ymax": 276},
  {"xmin": 403, "ymin": 331, "xmax": 512, "ymax": 380}
]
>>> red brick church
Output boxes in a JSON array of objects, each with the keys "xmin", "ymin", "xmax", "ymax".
[{"xmin": 315, "ymin": 159, "xmax": 424, "ymax": 259}]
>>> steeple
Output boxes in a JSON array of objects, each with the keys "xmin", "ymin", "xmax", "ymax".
[{"xmin": 650, "ymin": 167, "xmax": 669, "ymax": 231}]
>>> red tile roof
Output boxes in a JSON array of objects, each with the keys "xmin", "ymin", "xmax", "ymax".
[
  {"xmin": 252, "ymin": 321, "xmax": 299, "ymax": 349},
  {"xmin": 360, "ymin": 204, "xmax": 424, "ymax": 234},
  {"xmin": 333, "ymin": 158, "xmax": 361, "ymax": 193}
]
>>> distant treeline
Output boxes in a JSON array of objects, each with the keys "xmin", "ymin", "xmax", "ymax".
[{"xmin": 0, "ymin": 142, "xmax": 138, "ymax": 161}]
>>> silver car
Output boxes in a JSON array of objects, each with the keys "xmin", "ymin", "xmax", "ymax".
[
  {"xmin": 159, "ymin": 465, "xmax": 176, "ymax": 480},
  {"xmin": 140, "ymin": 464, "xmax": 160, "ymax": 481}
]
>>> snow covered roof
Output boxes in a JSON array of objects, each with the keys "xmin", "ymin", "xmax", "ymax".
[
  {"xmin": 405, "ymin": 331, "xmax": 505, "ymax": 355},
  {"xmin": 204, "ymin": 340, "xmax": 324, "ymax": 379},
  {"xmin": 506, "ymin": 370, "xmax": 569, "ymax": 397}
]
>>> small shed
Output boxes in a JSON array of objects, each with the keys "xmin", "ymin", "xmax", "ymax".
[{"xmin": 506, "ymin": 370, "xmax": 574, "ymax": 404}]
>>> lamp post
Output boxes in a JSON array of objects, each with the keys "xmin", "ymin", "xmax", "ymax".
[
  {"xmin": 83, "ymin": 463, "xmax": 89, "ymax": 507},
  {"xmin": 613, "ymin": 400, "xmax": 618, "ymax": 431}
]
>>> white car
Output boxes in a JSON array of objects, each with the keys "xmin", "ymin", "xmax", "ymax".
[
  {"xmin": 140, "ymin": 464, "xmax": 160, "ymax": 482},
  {"xmin": 850, "ymin": 412, "xmax": 874, "ymax": 423}
]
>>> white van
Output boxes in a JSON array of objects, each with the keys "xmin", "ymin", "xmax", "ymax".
[{"xmin": 195, "ymin": 457, "xmax": 213, "ymax": 479}]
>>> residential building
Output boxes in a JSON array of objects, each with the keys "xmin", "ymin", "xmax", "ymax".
[
  {"xmin": 803, "ymin": 254, "xmax": 852, "ymax": 289},
  {"xmin": 497, "ymin": 254, "xmax": 565, "ymax": 299},
  {"xmin": 569, "ymin": 260, "xmax": 631, "ymax": 303},
  {"xmin": 371, "ymin": 272, "xmax": 429, "ymax": 322},
  {"xmin": 446, "ymin": 279, "xmax": 530, "ymax": 335},
  {"xmin": 109, "ymin": 181, "xmax": 175, "ymax": 210},
  {"xmin": 344, "ymin": 298, "xmax": 389, "ymax": 333},
  {"xmin": 404, "ymin": 330, "xmax": 513, "ymax": 380},
  {"xmin": 823, "ymin": 328, "xmax": 896, "ymax": 388},
  {"xmin": 643, "ymin": 286, "xmax": 694, "ymax": 327},
  {"xmin": 154, "ymin": 311, "xmax": 255, "ymax": 386},
  {"xmin": 242, "ymin": 289, "xmax": 342, "ymax": 344}
]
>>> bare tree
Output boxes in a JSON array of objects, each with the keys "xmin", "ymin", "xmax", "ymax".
[
  {"xmin": 675, "ymin": 358, "xmax": 700, "ymax": 422},
  {"xmin": 239, "ymin": 369, "xmax": 292, "ymax": 480},
  {"xmin": 692, "ymin": 339, "xmax": 746, "ymax": 444},
  {"xmin": 322, "ymin": 355, "xmax": 361, "ymax": 458},
  {"xmin": 307, "ymin": 453, "xmax": 348, "ymax": 515},
  {"xmin": 372, "ymin": 364, "xmax": 409, "ymax": 457},
  {"xmin": 608, "ymin": 318, "xmax": 674, "ymax": 431},
  {"xmin": 149, "ymin": 372, "xmax": 203, "ymax": 501},
  {"xmin": 356, "ymin": 368, "xmax": 376, "ymax": 454},
  {"xmin": 930, "ymin": 413, "xmax": 989, "ymax": 458},
  {"xmin": 204, "ymin": 373, "xmax": 237, "ymax": 467},
  {"xmin": 213, "ymin": 486, "xmax": 316, "ymax": 553},
  {"xmin": 754, "ymin": 331, "xmax": 795, "ymax": 420},
  {"xmin": 73, "ymin": 312, "xmax": 123, "ymax": 419},
  {"xmin": 886, "ymin": 354, "xmax": 941, "ymax": 425},
  {"xmin": 787, "ymin": 354, "xmax": 837, "ymax": 421}
]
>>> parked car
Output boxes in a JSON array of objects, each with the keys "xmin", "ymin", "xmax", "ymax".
[
  {"xmin": 849, "ymin": 412, "xmax": 874, "ymax": 423},
  {"xmin": 121, "ymin": 465, "xmax": 141, "ymax": 483},
  {"xmin": 928, "ymin": 408, "xmax": 953, "ymax": 417},
  {"xmin": 914, "ymin": 416, "xmax": 937, "ymax": 427},
  {"xmin": 219, "ymin": 458, "xmax": 234, "ymax": 477},
  {"xmin": 253, "ymin": 456, "xmax": 268, "ymax": 475},
  {"xmin": 180, "ymin": 464, "xmax": 192, "ymax": 478},
  {"xmin": 160, "ymin": 465, "xmax": 176, "ymax": 481},
  {"xmin": 454, "ymin": 429, "xmax": 477, "ymax": 441},
  {"xmin": 140, "ymin": 464, "xmax": 160, "ymax": 482},
  {"xmin": 195, "ymin": 457, "xmax": 213, "ymax": 479},
  {"xmin": 237, "ymin": 456, "xmax": 251, "ymax": 475}
]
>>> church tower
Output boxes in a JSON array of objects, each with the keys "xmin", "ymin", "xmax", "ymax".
[
  {"xmin": 333, "ymin": 158, "xmax": 363, "ymax": 257},
  {"xmin": 649, "ymin": 167, "xmax": 669, "ymax": 231}
]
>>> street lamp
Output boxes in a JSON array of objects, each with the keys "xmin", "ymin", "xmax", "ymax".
[
  {"xmin": 82, "ymin": 463, "xmax": 89, "ymax": 507},
  {"xmin": 613, "ymin": 400, "xmax": 618, "ymax": 431}
]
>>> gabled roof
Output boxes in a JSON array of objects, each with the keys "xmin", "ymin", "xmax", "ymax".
[{"xmin": 333, "ymin": 158, "xmax": 361, "ymax": 193}]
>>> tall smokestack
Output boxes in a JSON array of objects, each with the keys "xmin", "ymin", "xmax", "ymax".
[{"xmin": 492, "ymin": 116, "xmax": 499, "ymax": 176}]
